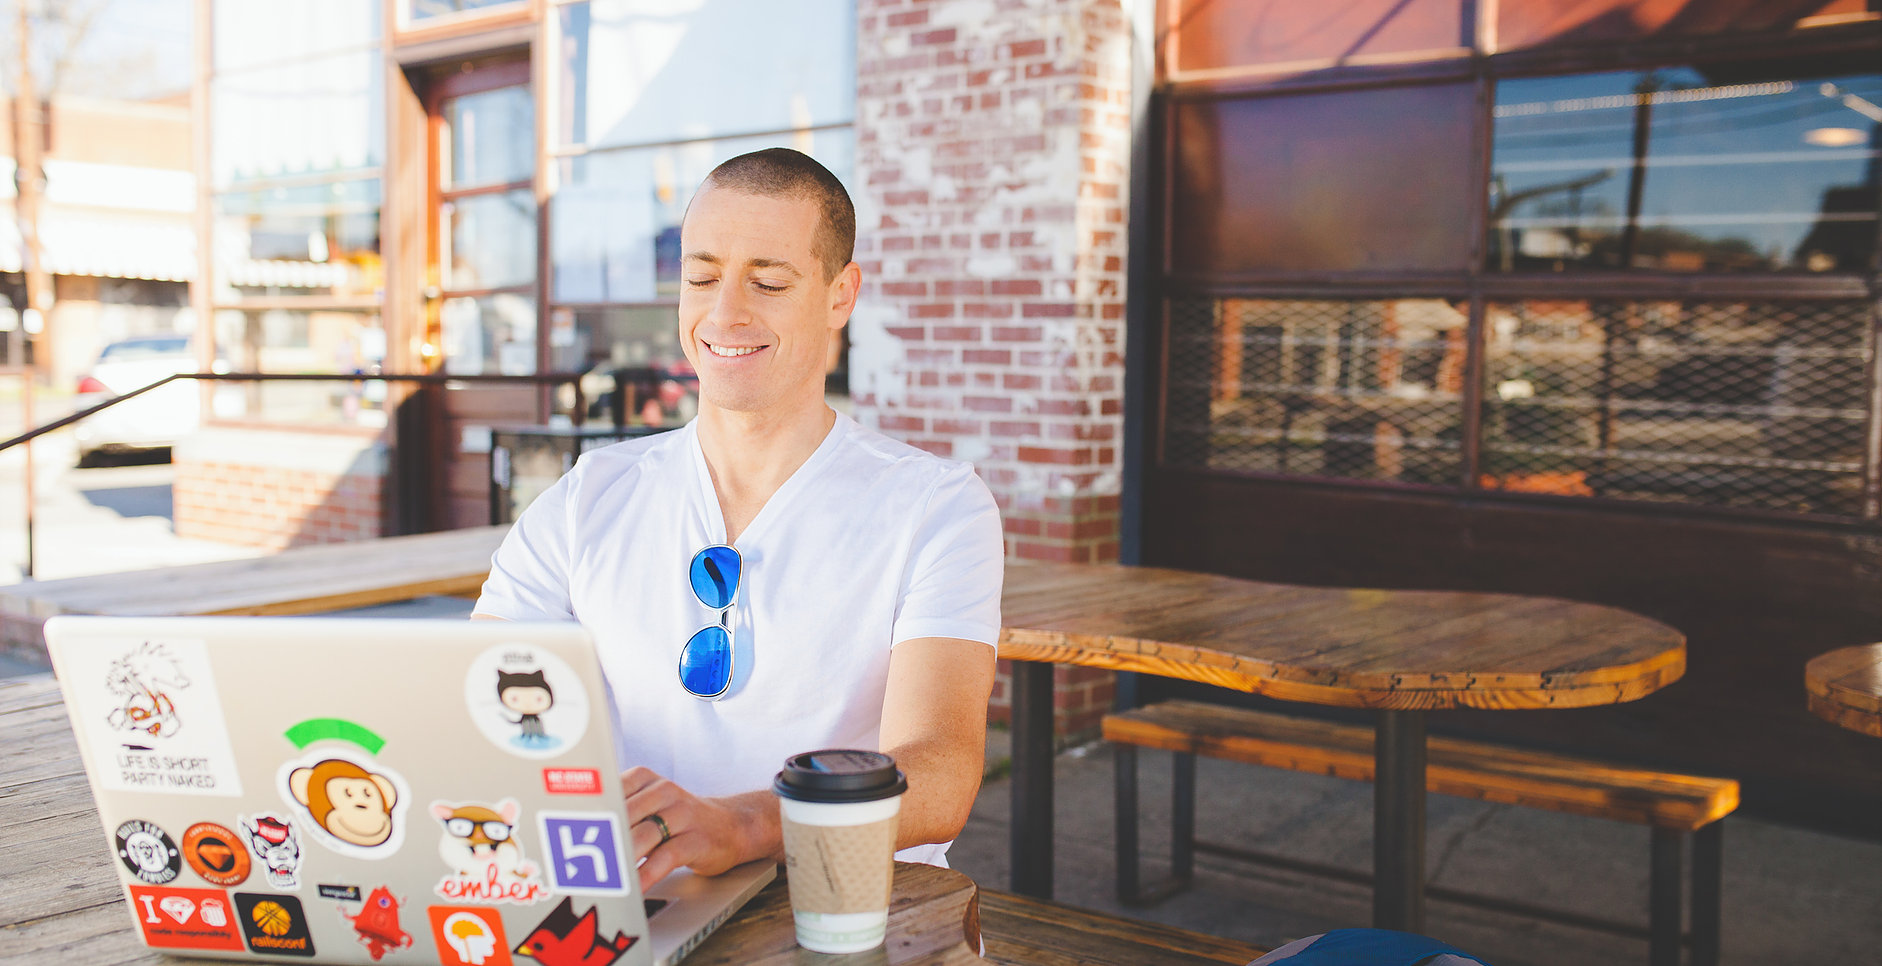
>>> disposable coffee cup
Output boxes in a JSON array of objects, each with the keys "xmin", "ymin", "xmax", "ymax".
[{"xmin": 773, "ymin": 749, "xmax": 908, "ymax": 954}]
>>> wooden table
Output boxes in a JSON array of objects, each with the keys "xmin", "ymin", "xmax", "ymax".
[
  {"xmin": 1806, "ymin": 643, "xmax": 1882, "ymax": 738},
  {"xmin": 0, "ymin": 674, "xmax": 984, "ymax": 965},
  {"xmin": 996, "ymin": 560, "xmax": 1686, "ymax": 933}
]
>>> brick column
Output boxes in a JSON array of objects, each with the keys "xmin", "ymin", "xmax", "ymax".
[{"xmin": 852, "ymin": 0, "xmax": 1133, "ymax": 741}]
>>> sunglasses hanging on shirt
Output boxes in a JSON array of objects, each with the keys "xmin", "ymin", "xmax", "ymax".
[{"xmin": 680, "ymin": 545, "xmax": 742, "ymax": 699}]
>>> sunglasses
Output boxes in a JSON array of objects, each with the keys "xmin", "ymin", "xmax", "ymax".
[
  {"xmin": 679, "ymin": 545, "xmax": 742, "ymax": 699},
  {"xmin": 443, "ymin": 818, "xmax": 512, "ymax": 842}
]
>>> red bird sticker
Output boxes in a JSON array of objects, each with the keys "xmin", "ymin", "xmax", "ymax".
[{"xmin": 513, "ymin": 898, "xmax": 637, "ymax": 966}]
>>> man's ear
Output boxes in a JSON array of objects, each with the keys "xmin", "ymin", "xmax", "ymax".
[{"xmin": 829, "ymin": 261, "xmax": 861, "ymax": 329}]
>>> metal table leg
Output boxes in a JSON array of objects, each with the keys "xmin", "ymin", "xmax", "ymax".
[
  {"xmin": 1374, "ymin": 708, "xmax": 1427, "ymax": 932},
  {"xmin": 1010, "ymin": 660, "xmax": 1055, "ymax": 898}
]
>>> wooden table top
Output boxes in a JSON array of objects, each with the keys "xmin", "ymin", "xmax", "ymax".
[
  {"xmin": 0, "ymin": 674, "xmax": 983, "ymax": 965},
  {"xmin": 1805, "ymin": 643, "xmax": 1882, "ymax": 738},
  {"xmin": 997, "ymin": 561, "xmax": 1686, "ymax": 711}
]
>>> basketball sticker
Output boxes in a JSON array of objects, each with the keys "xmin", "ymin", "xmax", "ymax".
[
  {"xmin": 463, "ymin": 645, "xmax": 589, "ymax": 760},
  {"xmin": 116, "ymin": 819, "xmax": 183, "ymax": 885},
  {"xmin": 182, "ymin": 822, "xmax": 250, "ymax": 887},
  {"xmin": 234, "ymin": 892, "xmax": 315, "ymax": 957}
]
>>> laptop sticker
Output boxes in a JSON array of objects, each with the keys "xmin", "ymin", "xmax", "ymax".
[
  {"xmin": 341, "ymin": 885, "xmax": 417, "ymax": 961},
  {"xmin": 278, "ymin": 746, "xmax": 413, "ymax": 859},
  {"xmin": 536, "ymin": 812, "xmax": 631, "ymax": 896},
  {"xmin": 237, "ymin": 814, "xmax": 303, "ymax": 890},
  {"xmin": 181, "ymin": 822, "xmax": 250, "ymax": 887},
  {"xmin": 433, "ymin": 799, "xmax": 550, "ymax": 904},
  {"xmin": 542, "ymin": 768, "xmax": 603, "ymax": 796},
  {"xmin": 429, "ymin": 905, "xmax": 514, "ymax": 966},
  {"xmin": 128, "ymin": 885, "xmax": 245, "ymax": 951},
  {"xmin": 116, "ymin": 819, "xmax": 183, "ymax": 884},
  {"xmin": 319, "ymin": 884, "xmax": 363, "ymax": 901},
  {"xmin": 513, "ymin": 897, "xmax": 637, "ymax": 966},
  {"xmin": 234, "ymin": 892, "xmax": 316, "ymax": 957},
  {"xmin": 464, "ymin": 645, "xmax": 590, "ymax": 759},
  {"xmin": 65, "ymin": 639, "xmax": 243, "ymax": 796}
]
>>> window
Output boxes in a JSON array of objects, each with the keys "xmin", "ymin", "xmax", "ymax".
[{"xmin": 1166, "ymin": 0, "xmax": 1466, "ymax": 77}]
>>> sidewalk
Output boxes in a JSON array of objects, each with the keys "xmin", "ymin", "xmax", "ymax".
[{"xmin": 948, "ymin": 730, "xmax": 1882, "ymax": 966}]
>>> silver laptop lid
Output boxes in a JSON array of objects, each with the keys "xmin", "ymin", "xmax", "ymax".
[{"xmin": 46, "ymin": 615, "xmax": 656, "ymax": 966}]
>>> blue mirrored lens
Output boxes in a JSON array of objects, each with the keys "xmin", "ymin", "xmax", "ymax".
[
  {"xmin": 689, "ymin": 546, "xmax": 741, "ymax": 609},
  {"xmin": 679, "ymin": 625, "xmax": 733, "ymax": 697}
]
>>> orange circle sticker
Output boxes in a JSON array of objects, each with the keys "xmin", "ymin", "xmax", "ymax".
[{"xmin": 182, "ymin": 823, "xmax": 251, "ymax": 887}]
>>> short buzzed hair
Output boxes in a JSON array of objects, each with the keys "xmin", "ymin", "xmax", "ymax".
[{"xmin": 701, "ymin": 148, "xmax": 855, "ymax": 283}]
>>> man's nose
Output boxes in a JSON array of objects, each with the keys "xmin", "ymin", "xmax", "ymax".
[{"xmin": 705, "ymin": 280, "xmax": 752, "ymax": 325}]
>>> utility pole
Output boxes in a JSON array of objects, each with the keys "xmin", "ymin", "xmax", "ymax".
[{"xmin": 11, "ymin": 0, "xmax": 46, "ymax": 577}]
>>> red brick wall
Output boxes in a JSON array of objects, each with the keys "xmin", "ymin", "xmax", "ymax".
[
  {"xmin": 173, "ymin": 461, "xmax": 383, "ymax": 550},
  {"xmin": 853, "ymin": 0, "xmax": 1134, "ymax": 739}
]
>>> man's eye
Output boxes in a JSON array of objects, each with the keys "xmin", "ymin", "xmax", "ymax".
[
  {"xmin": 684, "ymin": 277, "xmax": 716, "ymax": 288},
  {"xmin": 754, "ymin": 280, "xmax": 788, "ymax": 293}
]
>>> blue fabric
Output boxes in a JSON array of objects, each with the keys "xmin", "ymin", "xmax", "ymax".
[{"xmin": 1251, "ymin": 929, "xmax": 1493, "ymax": 966}]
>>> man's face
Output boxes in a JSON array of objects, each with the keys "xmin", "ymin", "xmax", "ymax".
[{"xmin": 678, "ymin": 185, "xmax": 857, "ymax": 418}]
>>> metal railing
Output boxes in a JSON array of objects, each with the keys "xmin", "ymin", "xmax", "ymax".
[{"xmin": 0, "ymin": 370, "xmax": 590, "ymax": 577}]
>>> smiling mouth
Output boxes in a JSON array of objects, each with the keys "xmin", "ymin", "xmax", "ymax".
[{"xmin": 705, "ymin": 342, "xmax": 766, "ymax": 358}]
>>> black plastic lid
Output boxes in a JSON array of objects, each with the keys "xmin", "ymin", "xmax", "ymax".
[{"xmin": 772, "ymin": 749, "xmax": 908, "ymax": 803}]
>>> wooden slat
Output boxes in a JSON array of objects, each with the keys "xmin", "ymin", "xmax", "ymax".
[
  {"xmin": 1000, "ymin": 561, "xmax": 1686, "ymax": 711},
  {"xmin": 979, "ymin": 889, "xmax": 1266, "ymax": 966},
  {"xmin": 1105, "ymin": 701, "xmax": 1739, "ymax": 831},
  {"xmin": 1805, "ymin": 643, "xmax": 1882, "ymax": 737}
]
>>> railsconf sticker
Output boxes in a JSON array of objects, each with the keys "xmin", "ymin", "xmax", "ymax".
[
  {"xmin": 237, "ymin": 814, "xmax": 303, "ymax": 890},
  {"xmin": 513, "ymin": 898, "xmax": 636, "ymax": 966},
  {"xmin": 181, "ymin": 822, "xmax": 251, "ymax": 887},
  {"xmin": 277, "ymin": 748, "xmax": 413, "ymax": 859},
  {"xmin": 234, "ymin": 892, "xmax": 316, "ymax": 957},
  {"xmin": 128, "ymin": 885, "xmax": 245, "ymax": 951},
  {"xmin": 429, "ymin": 905, "xmax": 513, "ymax": 966},
  {"xmin": 464, "ymin": 645, "xmax": 589, "ymax": 759},
  {"xmin": 116, "ymin": 819, "xmax": 183, "ymax": 885},
  {"xmin": 64, "ymin": 639, "xmax": 244, "ymax": 796},
  {"xmin": 340, "ymin": 886, "xmax": 416, "ymax": 961},
  {"xmin": 432, "ymin": 799, "xmax": 549, "ymax": 905},
  {"xmin": 535, "ymin": 813, "xmax": 629, "ymax": 896}
]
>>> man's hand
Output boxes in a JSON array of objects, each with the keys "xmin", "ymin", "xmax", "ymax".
[{"xmin": 619, "ymin": 767, "xmax": 782, "ymax": 890}]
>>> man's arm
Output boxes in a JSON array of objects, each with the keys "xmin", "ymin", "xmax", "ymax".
[
  {"xmin": 877, "ymin": 636, "xmax": 997, "ymax": 850},
  {"xmin": 621, "ymin": 635, "xmax": 995, "ymax": 886}
]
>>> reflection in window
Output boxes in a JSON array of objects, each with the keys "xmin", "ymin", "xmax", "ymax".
[
  {"xmin": 556, "ymin": 0, "xmax": 854, "ymax": 152},
  {"xmin": 214, "ymin": 0, "xmax": 381, "ymax": 73},
  {"xmin": 1172, "ymin": 85, "xmax": 1477, "ymax": 275},
  {"xmin": 211, "ymin": 50, "xmax": 384, "ymax": 188},
  {"xmin": 552, "ymin": 134, "xmax": 855, "ymax": 304},
  {"xmin": 1164, "ymin": 298, "xmax": 1467, "ymax": 485},
  {"xmin": 443, "ymin": 295, "xmax": 538, "ymax": 376},
  {"xmin": 212, "ymin": 309, "xmax": 389, "ymax": 426},
  {"xmin": 1490, "ymin": 0, "xmax": 1871, "ymax": 53},
  {"xmin": 406, "ymin": 0, "xmax": 521, "ymax": 21},
  {"xmin": 556, "ymin": 306, "xmax": 698, "ymax": 427},
  {"xmin": 1479, "ymin": 300, "xmax": 1870, "ymax": 517},
  {"xmin": 1489, "ymin": 68, "xmax": 1881, "ymax": 273},
  {"xmin": 213, "ymin": 179, "xmax": 383, "ymax": 300},
  {"xmin": 445, "ymin": 86, "xmax": 535, "ymax": 190},
  {"xmin": 443, "ymin": 191, "xmax": 537, "ymax": 292},
  {"xmin": 1166, "ymin": 0, "xmax": 1464, "ymax": 76}
]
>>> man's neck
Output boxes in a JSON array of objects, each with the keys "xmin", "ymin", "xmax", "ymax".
[{"xmin": 696, "ymin": 398, "xmax": 837, "ymax": 545}]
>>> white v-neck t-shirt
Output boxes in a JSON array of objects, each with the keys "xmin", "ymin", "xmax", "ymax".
[{"xmin": 473, "ymin": 413, "xmax": 1004, "ymax": 866}]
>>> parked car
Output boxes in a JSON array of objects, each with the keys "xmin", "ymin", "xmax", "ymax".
[{"xmin": 71, "ymin": 335, "xmax": 204, "ymax": 466}]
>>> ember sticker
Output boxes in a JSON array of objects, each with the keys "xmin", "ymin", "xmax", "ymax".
[
  {"xmin": 542, "ymin": 768, "xmax": 602, "ymax": 796},
  {"xmin": 234, "ymin": 893, "xmax": 315, "ymax": 957},
  {"xmin": 116, "ymin": 819, "xmax": 182, "ymax": 885},
  {"xmin": 182, "ymin": 822, "xmax": 250, "ymax": 886},
  {"xmin": 129, "ymin": 885, "xmax": 245, "ymax": 951}
]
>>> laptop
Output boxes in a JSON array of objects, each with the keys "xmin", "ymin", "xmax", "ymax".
[{"xmin": 45, "ymin": 615, "xmax": 774, "ymax": 966}]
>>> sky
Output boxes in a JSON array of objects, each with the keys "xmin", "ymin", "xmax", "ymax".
[{"xmin": 1, "ymin": 0, "xmax": 193, "ymax": 101}]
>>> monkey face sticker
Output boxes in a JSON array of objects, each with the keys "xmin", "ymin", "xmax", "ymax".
[
  {"xmin": 277, "ymin": 751, "xmax": 412, "ymax": 859},
  {"xmin": 463, "ymin": 645, "xmax": 589, "ymax": 760}
]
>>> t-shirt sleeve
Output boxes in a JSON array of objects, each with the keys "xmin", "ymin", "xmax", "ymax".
[
  {"xmin": 472, "ymin": 468, "xmax": 577, "ymax": 621},
  {"xmin": 891, "ymin": 462, "xmax": 1004, "ymax": 647}
]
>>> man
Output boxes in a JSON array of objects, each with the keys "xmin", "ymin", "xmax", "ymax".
[{"xmin": 473, "ymin": 148, "xmax": 1003, "ymax": 890}]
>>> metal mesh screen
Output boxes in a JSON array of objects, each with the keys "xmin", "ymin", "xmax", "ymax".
[
  {"xmin": 1165, "ymin": 298, "xmax": 1466, "ymax": 485},
  {"xmin": 1481, "ymin": 300, "xmax": 1873, "ymax": 517}
]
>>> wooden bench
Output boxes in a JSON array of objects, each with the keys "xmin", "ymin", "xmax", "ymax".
[
  {"xmin": 1106, "ymin": 701, "xmax": 1737, "ymax": 966},
  {"xmin": 0, "ymin": 525, "xmax": 507, "ymax": 662},
  {"xmin": 978, "ymin": 887, "xmax": 1266, "ymax": 966}
]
